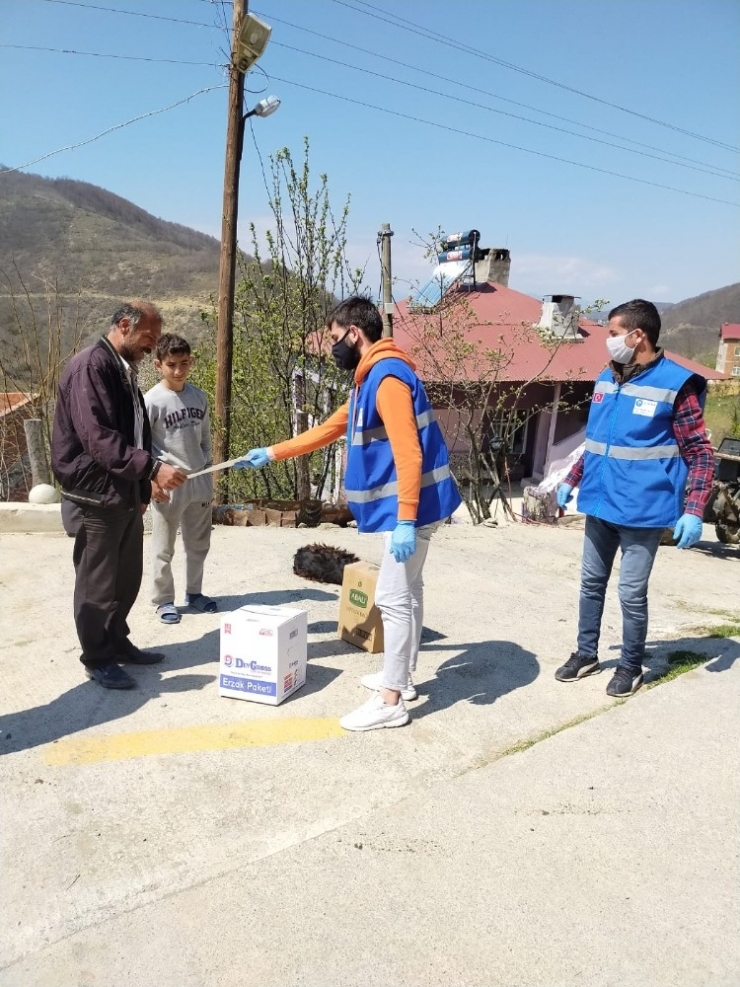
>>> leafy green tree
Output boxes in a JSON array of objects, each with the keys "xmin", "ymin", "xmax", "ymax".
[
  {"xmin": 192, "ymin": 138, "xmax": 365, "ymax": 503},
  {"xmin": 402, "ymin": 233, "xmax": 603, "ymax": 522}
]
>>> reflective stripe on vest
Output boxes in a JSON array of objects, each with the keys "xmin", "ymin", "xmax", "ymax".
[
  {"xmin": 584, "ymin": 439, "xmax": 681, "ymax": 460},
  {"xmin": 351, "ymin": 407, "xmax": 437, "ymax": 446},
  {"xmin": 345, "ymin": 463, "xmax": 452, "ymax": 504},
  {"xmin": 593, "ymin": 379, "xmax": 680, "ymax": 405}
]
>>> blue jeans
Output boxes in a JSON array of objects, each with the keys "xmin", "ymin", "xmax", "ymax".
[{"xmin": 577, "ymin": 516, "xmax": 664, "ymax": 673}]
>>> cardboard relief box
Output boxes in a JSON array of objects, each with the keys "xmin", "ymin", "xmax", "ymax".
[
  {"xmin": 219, "ymin": 605, "xmax": 308, "ymax": 706},
  {"xmin": 338, "ymin": 560, "xmax": 384, "ymax": 654}
]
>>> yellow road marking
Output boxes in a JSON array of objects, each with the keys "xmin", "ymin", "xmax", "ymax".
[{"xmin": 44, "ymin": 716, "xmax": 345, "ymax": 766}]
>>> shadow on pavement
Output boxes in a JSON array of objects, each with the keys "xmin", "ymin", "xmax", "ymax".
[
  {"xmin": 283, "ymin": 663, "xmax": 343, "ymax": 703},
  {"xmin": 687, "ymin": 540, "xmax": 740, "ymax": 562},
  {"xmin": 412, "ymin": 640, "xmax": 540, "ymax": 721},
  {"xmin": 217, "ymin": 587, "xmax": 338, "ymax": 611},
  {"xmin": 605, "ymin": 632, "xmax": 740, "ymax": 680},
  {"xmin": 0, "ymin": 671, "xmax": 214, "ymax": 756}
]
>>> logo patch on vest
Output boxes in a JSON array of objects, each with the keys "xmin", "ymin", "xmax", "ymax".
[
  {"xmin": 633, "ymin": 398, "xmax": 657, "ymax": 417},
  {"xmin": 592, "ymin": 392, "xmax": 604, "ymax": 403}
]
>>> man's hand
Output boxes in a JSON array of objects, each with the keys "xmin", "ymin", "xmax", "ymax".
[
  {"xmin": 390, "ymin": 521, "xmax": 416, "ymax": 563},
  {"xmin": 673, "ymin": 513, "xmax": 703, "ymax": 549},
  {"xmin": 151, "ymin": 480, "xmax": 170, "ymax": 504},
  {"xmin": 157, "ymin": 463, "xmax": 188, "ymax": 491},
  {"xmin": 234, "ymin": 448, "xmax": 271, "ymax": 469},
  {"xmin": 556, "ymin": 483, "xmax": 574, "ymax": 509},
  {"xmin": 140, "ymin": 503, "xmax": 148, "ymax": 516}
]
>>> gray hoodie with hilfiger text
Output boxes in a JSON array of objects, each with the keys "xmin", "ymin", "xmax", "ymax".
[{"xmin": 145, "ymin": 381, "xmax": 212, "ymax": 501}]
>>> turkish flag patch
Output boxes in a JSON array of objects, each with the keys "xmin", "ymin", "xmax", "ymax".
[{"xmin": 593, "ymin": 392, "xmax": 604, "ymax": 403}]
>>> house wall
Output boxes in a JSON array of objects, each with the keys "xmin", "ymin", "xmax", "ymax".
[
  {"xmin": 0, "ymin": 402, "xmax": 36, "ymax": 501},
  {"xmin": 716, "ymin": 336, "xmax": 740, "ymax": 377},
  {"xmin": 433, "ymin": 378, "xmax": 595, "ymax": 482}
]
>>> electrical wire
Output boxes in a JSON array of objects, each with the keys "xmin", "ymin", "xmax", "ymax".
[
  {"xmin": 269, "ymin": 74, "xmax": 740, "ymax": 208},
  {"xmin": 330, "ymin": 0, "xmax": 740, "ymax": 154},
  {"xmin": 25, "ymin": 0, "xmax": 739, "ymax": 193},
  {"xmin": 35, "ymin": 0, "xmax": 739, "ymax": 161},
  {"xmin": 0, "ymin": 42, "xmax": 224, "ymax": 67},
  {"xmin": 0, "ymin": 84, "xmax": 227, "ymax": 176},
  {"xmin": 244, "ymin": 63, "xmax": 270, "ymax": 95},
  {"xmin": 36, "ymin": 0, "xmax": 215, "ymax": 28},
  {"xmin": 249, "ymin": 122, "xmax": 272, "ymax": 202},
  {"xmin": 271, "ymin": 40, "xmax": 739, "ymax": 184},
  {"xmin": 253, "ymin": 10, "xmax": 739, "ymax": 180}
]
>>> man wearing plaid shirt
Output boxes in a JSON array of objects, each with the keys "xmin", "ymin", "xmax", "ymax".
[{"xmin": 554, "ymin": 299, "xmax": 714, "ymax": 698}]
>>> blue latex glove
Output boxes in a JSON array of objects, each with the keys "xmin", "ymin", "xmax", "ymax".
[
  {"xmin": 556, "ymin": 482, "xmax": 574, "ymax": 509},
  {"xmin": 673, "ymin": 513, "xmax": 703, "ymax": 549},
  {"xmin": 390, "ymin": 521, "xmax": 417, "ymax": 563},
  {"xmin": 233, "ymin": 447, "xmax": 270, "ymax": 470}
]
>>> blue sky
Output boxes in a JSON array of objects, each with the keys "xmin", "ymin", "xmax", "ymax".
[{"xmin": 1, "ymin": 0, "xmax": 739, "ymax": 307}]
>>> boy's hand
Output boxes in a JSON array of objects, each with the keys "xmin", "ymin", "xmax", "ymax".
[
  {"xmin": 157, "ymin": 463, "xmax": 188, "ymax": 491},
  {"xmin": 234, "ymin": 448, "xmax": 271, "ymax": 469}
]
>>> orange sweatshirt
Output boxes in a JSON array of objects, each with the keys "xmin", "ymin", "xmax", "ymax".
[{"xmin": 270, "ymin": 340, "xmax": 422, "ymax": 521}]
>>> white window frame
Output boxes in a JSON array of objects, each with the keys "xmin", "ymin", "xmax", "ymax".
[
  {"xmin": 486, "ymin": 414, "xmax": 529, "ymax": 456},
  {"xmin": 732, "ymin": 365, "xmax": 740, "ymax": 377}
]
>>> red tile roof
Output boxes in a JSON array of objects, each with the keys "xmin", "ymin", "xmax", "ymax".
[
  {"xmin": 392, "ymin": 281, "xmax": 726, "ymax": 382},
  {"xmin": 0, "ymin": 392, "xmax": 36, "ymax": 416},
  {"xmin": 721, "ymin": 323, "xmax": 740, "ymax": 341}
]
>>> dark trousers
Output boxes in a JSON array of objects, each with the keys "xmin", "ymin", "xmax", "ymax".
[{"xmin": 64, "ymin": 500, "xmax": 144, "ymax": 668}]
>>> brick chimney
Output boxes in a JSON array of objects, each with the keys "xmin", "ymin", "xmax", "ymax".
[{"xmin": 474, "ymin": 247, "xmax": 510, "ymax": 287}]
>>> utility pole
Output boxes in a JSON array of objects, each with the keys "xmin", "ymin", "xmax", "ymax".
[
  {"xmin": 379, "ymin": 222, "xmax": 394, "ymax": 338},
  {"xmin": 213, "ymin": 0, "xmax": 247, "ymax": 501}
]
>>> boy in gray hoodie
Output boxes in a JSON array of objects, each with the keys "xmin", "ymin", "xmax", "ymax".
[{"xmin": 145, "ymin": 334, "xmax": 216, "ymax": 623}]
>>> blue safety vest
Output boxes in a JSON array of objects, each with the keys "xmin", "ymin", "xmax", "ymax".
[
  {"xmin": 577, "ymin": 356, "xmax": 705, "ymax": 528},
  {"xmin": 343, "ymin": 358, "xmax": 462, "ymax": 533}
]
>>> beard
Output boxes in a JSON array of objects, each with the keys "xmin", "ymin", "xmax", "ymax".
[{"xmin": 120, "ymin": 340, "xmax": 151, "ymax": 364}]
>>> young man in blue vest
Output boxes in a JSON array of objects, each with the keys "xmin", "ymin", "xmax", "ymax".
[
  {"xmin": 235, "ymin": 296, "xmax": 462, "ymax": 731},
  {"xmin": 555, "ymin": 298, "xmax": 714, "ymax": 697}
]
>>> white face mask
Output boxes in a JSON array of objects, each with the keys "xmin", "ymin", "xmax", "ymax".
[{"xmin": 606, "ymin": 332, "xmax": 637, "ymax": 364}]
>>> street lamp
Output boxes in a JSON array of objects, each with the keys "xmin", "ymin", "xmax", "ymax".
[
  {"xmin": 213, "ymin": 3, "xmax": 277, "ymax": 501},
  {"xmin": 237, "ymin": 96, "xmax": 281, "ymax": 161},
  {"xmin": 247, "ymin": 95, "xmax": 281, "ymax": 119}
]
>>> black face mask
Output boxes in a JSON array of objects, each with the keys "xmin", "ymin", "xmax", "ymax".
[{"xmin": 331, "ymin": 329, "xmax": 360, "ymax": 371}]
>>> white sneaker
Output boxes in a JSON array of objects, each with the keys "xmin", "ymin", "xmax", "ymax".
[
  {"xmin": 340, "ymin": 694, "xmax": 409, "ymax": 732},
  {"xmin": 360, "ymin": 671, "xmax": 418, "ymax": 702}
]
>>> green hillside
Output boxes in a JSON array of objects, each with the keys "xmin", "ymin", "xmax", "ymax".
[
  {"xmin": 0, "ymin": 168, "xmax": 230, "ymax": 379},
  {"xmin": 659, "ymin": 283, "xmax": 740, "ymax": 364}
]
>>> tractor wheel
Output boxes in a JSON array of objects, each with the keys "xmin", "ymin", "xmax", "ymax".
[{"xmin": 715, "ymin": 522, "xmax": 740, "ymax": 545}]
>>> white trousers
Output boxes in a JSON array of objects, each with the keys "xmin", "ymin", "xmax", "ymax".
[{"xmin": 375, "ymin": 523, "xmax": 440, "ymax": 692}]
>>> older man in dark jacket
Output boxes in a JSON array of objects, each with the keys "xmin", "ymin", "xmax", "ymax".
[{"xmin": 52, "ymin": 301, "xmax": 188, "ymax": 689}]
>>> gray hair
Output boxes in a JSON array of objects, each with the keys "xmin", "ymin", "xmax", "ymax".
[{"xmin": 111, "ymin": 301, "xmax": 163, "ymax": 328}]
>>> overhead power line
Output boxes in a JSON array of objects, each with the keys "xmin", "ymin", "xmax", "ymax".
[
  {"xmin": 272, "ymin": 40, "xmax": 739, "ymax": 184},
  {"xmin": 0, "ymin": 42, "xmax": 224, "ymax": 67},
  {"xmin": 255, "ymin": 10, "xmax": 739, "ymax": 180},
  {"xmin": 36, "ymin": 0, "xmax": 215, "ymax": 28},
  {"xmin": 36, "ymin": 0, "xmax": 739, "ymax": 159},
  {"xmin": 269, "ymin": 74, "xmax": 740, "ymax": 208},
  {"xmin": 330, "ymin": 0, "xmax": 740, "ymax": 155},
  {"xmin": 0, "ymin": 84, "xmax": 226, "ymax": 176}
]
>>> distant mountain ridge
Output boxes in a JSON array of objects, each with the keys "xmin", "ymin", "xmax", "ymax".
[
  {"xmin": 659, "ymin": 283, "xmax": 740, "ymax": 362},
  {"xmin": 587, "ymin": 289, "xmax": 738, "ymax": 367},
  {"xmin": 1, "ymin": 168, "xmax": 737, "ymax": 375},
  {"xmin": 0, "ymin": 168, "xmax": 227, "ymax": 369}
]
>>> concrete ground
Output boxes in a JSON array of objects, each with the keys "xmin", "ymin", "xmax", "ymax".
[{"xmin": 1, "ymin": 509, "xmax": 738, "ymax": 986}]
